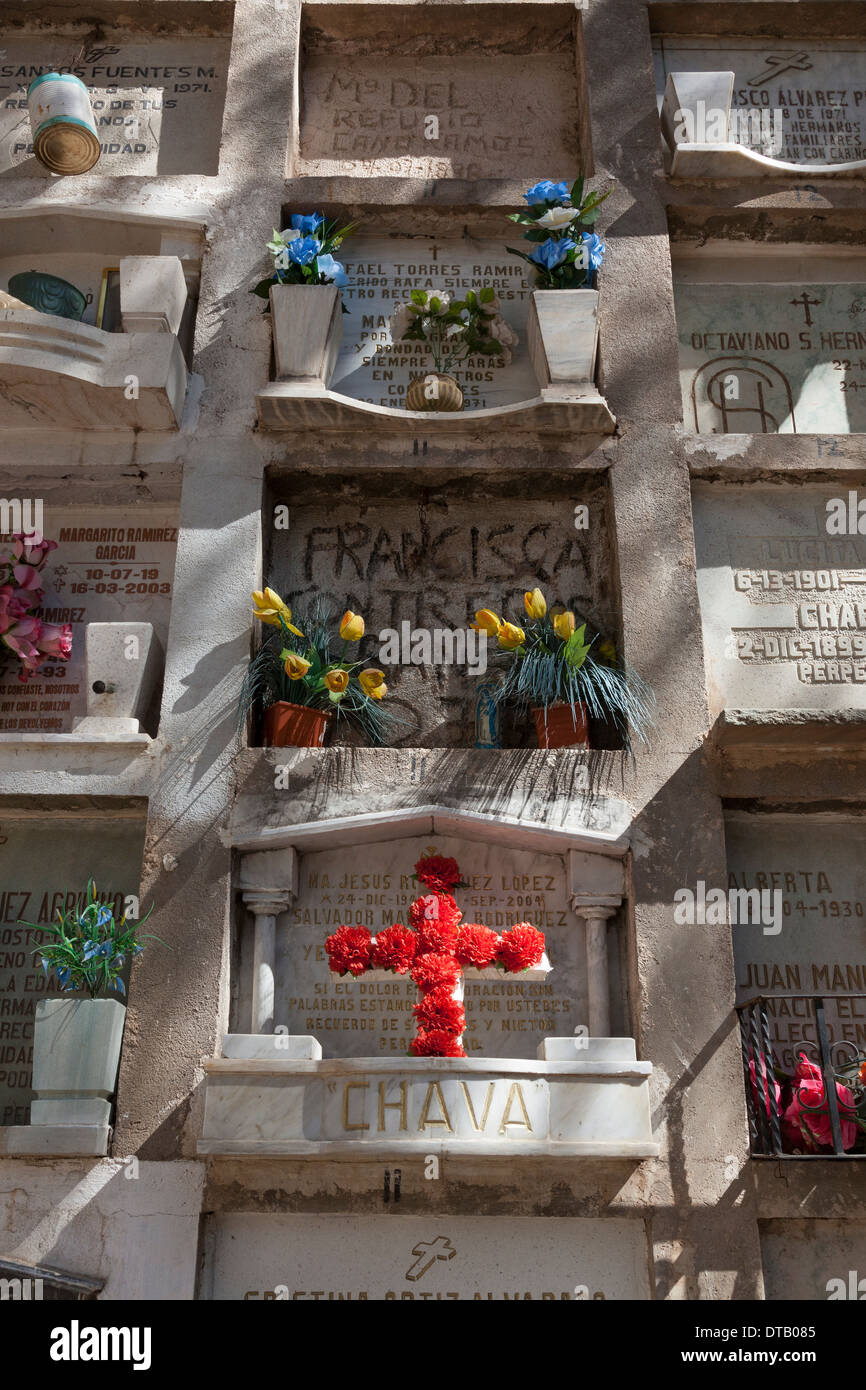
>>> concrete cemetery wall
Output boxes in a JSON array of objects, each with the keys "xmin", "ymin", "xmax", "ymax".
[{"xmin": 0, "ymin": 0, "xmax": 863, "ymax": 1302}]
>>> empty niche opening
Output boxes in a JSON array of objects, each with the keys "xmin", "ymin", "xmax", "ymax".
[
  {"xmin": 257, "ymin": 468, "xmax": 623, "ymax": 750},
  {"xmin": 292, "ymin": 2, "xmax": 590, "ymax": 181}
]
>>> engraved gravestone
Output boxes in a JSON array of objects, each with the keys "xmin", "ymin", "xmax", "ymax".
[
  {"xmin": 0, "ymin": 507, "xmax": 177, "ymax": 733},
  {"xmin": 332, "ymin": 237, "xmax": 536, "ymax": 412},
  {"xmin": 727, "ymin": 814, "xmax": 866, "ymax": 1070},
  {"xmin": 675, "ymin": 282, "xmax": 866, "ymax": 434},
  {"xmin": 297, "ymin": 56, "xmax": 578, "ymax": 181},
  {"xmin": 276, "ymin": 834, "xmax": 588, "ymax": 1059},
  {"xmin": 693, "ymin": 485, "xmax": 866, "ymax": 713},
  {"xmin": 654, "ymin": 38, "xmax": 866, "ymax": 164},
  {"xmin": 268, "ymin": 472, "xmax": 613, "ymax": 744},
  {"xmin": 0, "ymin": 811, "xmax": 147, "ymax": 1125},
  {"xmin": 206, "ymin": 1213, "xmax": 650, "ymax": 1301},
  {"xmin": 0, "ymin": 38, "xmax": 230, "ymax": 175}
]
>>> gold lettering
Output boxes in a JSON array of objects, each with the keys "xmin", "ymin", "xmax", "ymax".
[
  {"xmin": 498, "ymin": 1082, "xmax": 533, "ymax": 1135},
  {"xmin": 378, "ymin": 1079, "xmax": 408, "ymax": 1131},
  {"xmin": 417, "ymin": 1080, "xmax": 453, "ymax": 1132},
  {"xmin": 459, "ymin": 1080, "xmax": 495, "ymax": 1132},
  {"xmin": 342, "ymin": 1081, "xmax": 370, "ymax": 1131}
]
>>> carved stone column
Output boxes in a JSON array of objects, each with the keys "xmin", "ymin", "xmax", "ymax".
[
  {"xmin": 242, "ymin": 890, "xmax": 291, "ymax": 1034},
  {"xmin": 239, "ymin": 848, "xmax": 297, "ymax": 1035},
  {"xmin": 570, "ymin": 896, "xmax": 619, "ymax": 1038}
]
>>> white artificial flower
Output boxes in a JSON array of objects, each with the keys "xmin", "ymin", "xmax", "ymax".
[
  {"xmin": 427, "ymin": 291, "xmax": 451, "ymax": 315},
  {"xmin": 535, "ymin": 206, "xmax": 576, "ymax": 231},
  {"xmin": 279, "ymin": 227, "xmax": 301, "ymax": 244},
  {"xmin": 479, "ymin": 294, "xmax": 501, "ymax": 317}
]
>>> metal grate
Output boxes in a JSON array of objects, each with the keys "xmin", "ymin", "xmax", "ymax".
[{"xmin": 737, "ymin": 994, "xmax": 866, "ymax": 1159}]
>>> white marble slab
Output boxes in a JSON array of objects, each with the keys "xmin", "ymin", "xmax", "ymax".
[
  {"xmin": 693, "ymin": 485, "xmax": 866, "ymax": 712},
  {"xmin": 332, "ymin": 236, "xmax": 536, "ymax": 411},
  {"xmin": 727, "ymin": 813, "xmax": 866, "ymax": 1072},
  {"xmin": 676, "ymin": 282, "xmax": 866, "ymax": 434},
  {"xmin": 655, "ymin": 38, "xmax": 866, "ymax": 165},
  {"xmin": 205, "ymin": 1212, "xmax": 651, "ymax": 1301}
]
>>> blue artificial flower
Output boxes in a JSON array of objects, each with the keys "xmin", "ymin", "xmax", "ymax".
[
  {"xmin": 582, "ymin": 232, "xmax": 606, "ymax": 271},
  {"xmin": 524, "ymin": 179, "xmax": 571, "ymax": 206},
  {"xmin": 111, "ymin": 976, "xmax": 126, "ymax": 996},
  {"xmin": 287, "ymin": 236, "xmax": 322, "ymax": 267},
  {"xmin": 96, "ymin": 905, "xmax": 113, "ymax": 929},
  {"xmin": 290, "ymin": 212, "xmax": 326, "ymax": 235},
  {"xmin": 83, "ymin": 939, "xmax": 113, "ymax": 962},
  {"xmin": 40, "ymin": 957, "xmax": 49, "ymax": 978},
  {"xmin": 529, "ymin": 237, "xmax": 576, "ymax": 272},
  {"xmin": 315, "ymin": 253, "xmax": 349, "ymax": 288},
  {"xmin": 56, "ymin": 966, "xmax": 74, "ymax": 990}
]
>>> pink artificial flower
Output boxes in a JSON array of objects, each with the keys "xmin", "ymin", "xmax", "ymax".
[
  {"xmin": 782, "ymin": 1051, "xmax": 858, "ymax": 1152},
  {"xmin": 38, "ymin": 622, "xmax": 72, "ymax": 660},
  {"xmin": 12, "ymin": 563, "xmax": 43, "ymax": 594},
  {"xmin": 11, "ymin": 531, "xmax": 56, "ymax": 568}
]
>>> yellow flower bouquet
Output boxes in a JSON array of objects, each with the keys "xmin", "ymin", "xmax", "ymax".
[{"xmin": 239, "ymin": 593, "xmax": 397, "ymax": 746}]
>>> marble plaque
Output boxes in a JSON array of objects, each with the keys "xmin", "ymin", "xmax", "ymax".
[
  {"xmin": 0, "ymin": 506, "xmax": 177, "ymax": 733},
  {"xmin": 654, "ymin": 38, "xmax": 866, "ymax": 165},
  {"xmin": 332, "ymin": 237, "xmax": 536, "ymax": 411},
  {"xmin": 297, "ymin": 55, "xmax": 578, "ymax": 180},
  {"xmin": 676, "ymin": 282, "xmax": 866, "ymax": 434},
  {"xmin": 693, "ymin": 485, "xmax": 866, "ymax": 712},
  {"xmin": 206, "ymin": 1214, "xmax": 649, "ymax": 1301},
  {"xmin": 0, "ymin": 39, "xmax": 229, "ymax": 175},
  {"xmin": 0, "ymin": 810, "xmax": 147, "ymax": 1125},
  {"xmin": 727, "ymin": 814, "xmax": 866, "ymax": 1071},
  {"xmin": 276, "ymin": 834, "xmax": 585, "ymax": 1059},
  {"xmin": 269, "ymin": 474, "xmax": 611, "ymax": 744}
]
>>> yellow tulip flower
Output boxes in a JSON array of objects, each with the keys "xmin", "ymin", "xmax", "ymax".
[
  {"xmin": 553, "ymin": 610, "xmax": 576, "ymax": 640},
  {"xmin": 524, "ymin": 587, "xmax": 547, "ymax": 619},
  {"xmin": 324, "ymin": 668, "xmax": 350, "ymax": 694},
  {"xmin": 368, "ymin": 681, "xmax": 387, "ymax": 700},
  {"xmin": 252, "ymin": 588, "xmax": 303, "ymax": 637},
  {"xmin": 340, "ymin": 611, "xmax": 365, "ymax": 642},
  {"xmin": 497, "ymin": 622, "xmax": 525, "ymax": 651},
  {"xmin": 359, "ymin": 668, "xmax": 387, "ymax": 697},
  {"xmin": 284, "ymin": 652, "xmax": 312, "ymax": 680},
  {"xmin": 473, "ymin": 609, "xmax": 501, "ymax": 636}
]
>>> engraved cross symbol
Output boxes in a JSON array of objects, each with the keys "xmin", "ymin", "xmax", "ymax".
[
  {"xmin": 748, "ymin": 51, "xmax": 812, "ymax": 86},
  {"xmin": 405, "ymin": 1235, "xmax": 456, "ymax": 1282},
  {"xmin": 790, "ymin": 292, "xmax": 822, "ymax": 327}
]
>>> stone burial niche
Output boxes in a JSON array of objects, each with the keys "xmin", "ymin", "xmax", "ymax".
[
  {"xmin": 0, "ymin": 799, "xmax": 147, "ymax": 1134},
  {"xmin": 0, "ymin": 471, "xmax": 180, "ymax": 743},
  {"xmin": 0, "ymin": 1, "xmax": 233, "ymax": 177},
  {"xmin": 290, "ymin": 2, "xmax": 591, "ymax": 184},
  {"xmin": 197, "ymin": 811, "xmax": 658, "ymax": 1159},
  {"xmin": 671, "ymin": 238, "xmax": 866, "ymax": 435},
  {"xmin": 692, "ymin": 482, "xmax": 866, "ymax": 718},
  {"xmin": 652, "ymin": 0, "xmax": 866, "ymax": 177},
  {"xmin": 260, "ymin": 467, "xmax": 619, "ymax": 748}
]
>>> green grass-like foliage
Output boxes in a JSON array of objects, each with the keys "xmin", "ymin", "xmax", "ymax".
[
  {"xmin": 494, "ymin": 610, "xmax": 655, "ymax": 756},
  {"xmin": 21, "ymin": 879, "xmax": 160, "ymax": 999}
]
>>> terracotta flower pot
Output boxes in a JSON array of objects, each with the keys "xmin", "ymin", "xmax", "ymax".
[
  {"xmin": 405, "ymin": 372, "xmax": 464, "ymax": 412},
  {"xmin": 532, "ymin": 702, "xmax": 589, "ymax": 749},
  {"xmin": 263, "ymin": 701, "xmax": 331, "ymax": 747}
]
